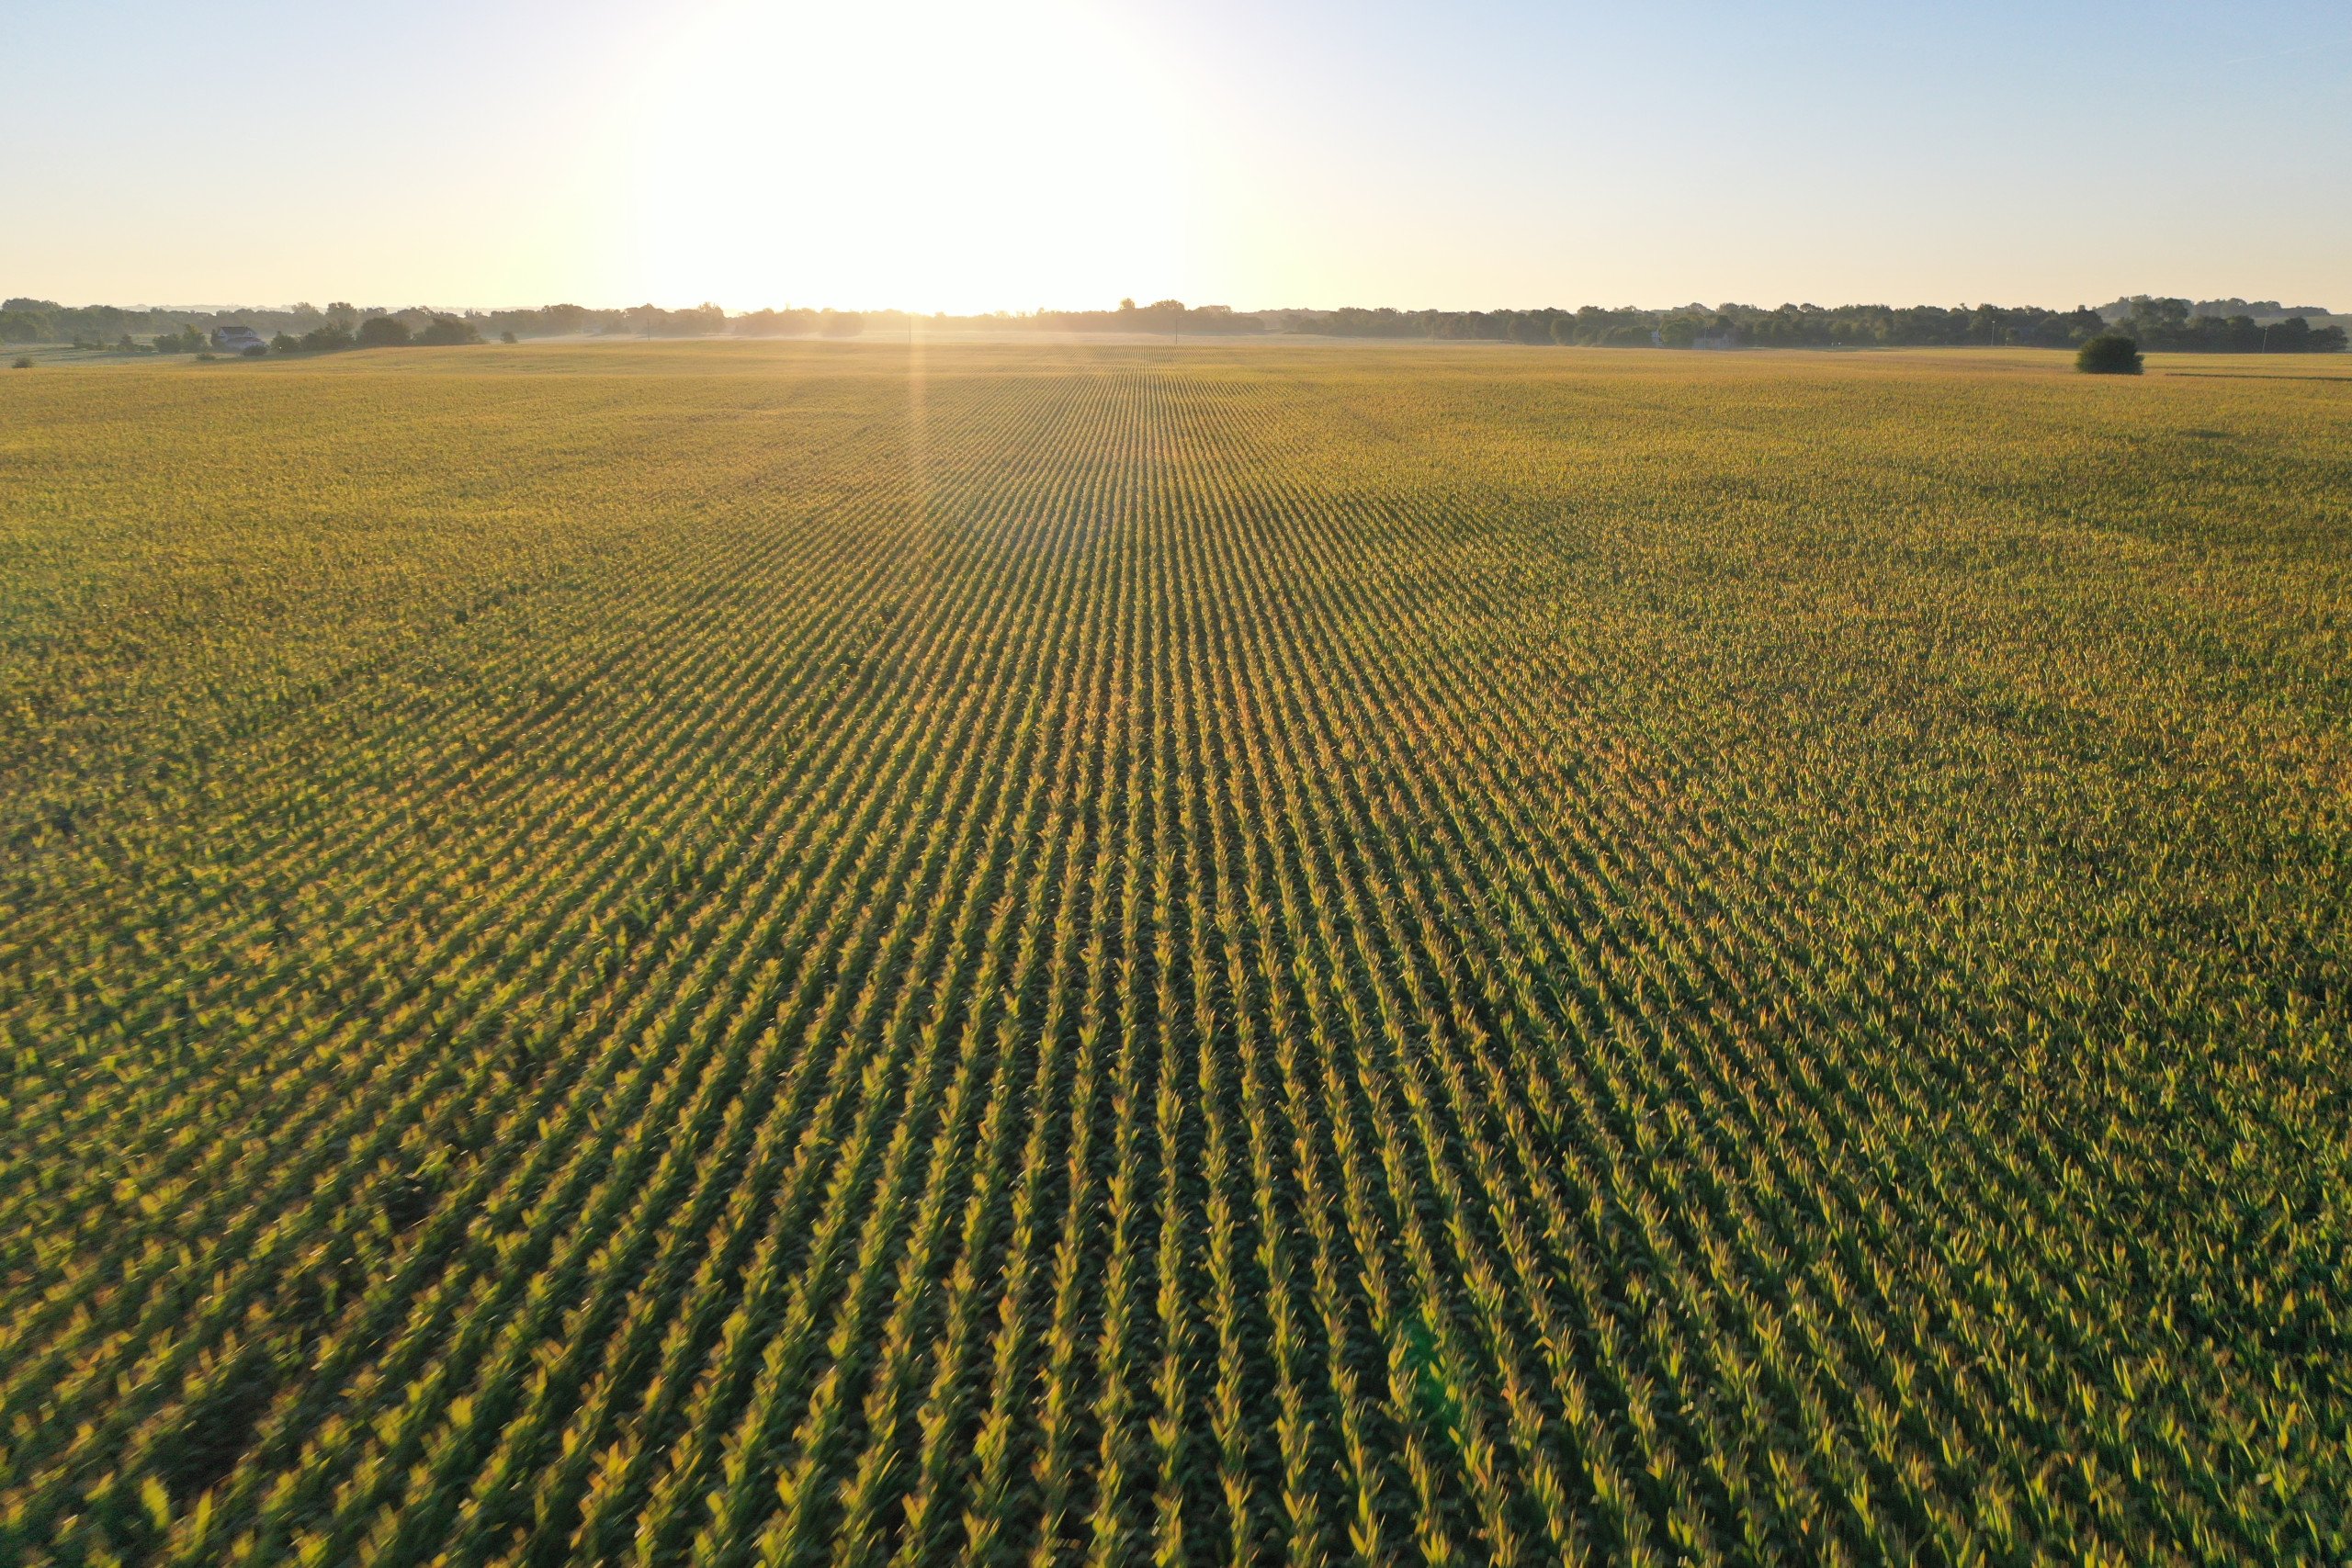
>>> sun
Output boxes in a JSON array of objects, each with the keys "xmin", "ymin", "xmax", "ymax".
[{"xmin": 620, "ymin": 0, "xmax": 1187, "ymax": 312}]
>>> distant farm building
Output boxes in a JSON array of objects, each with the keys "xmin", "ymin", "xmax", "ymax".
[
  {"xmin": 1691, "ymin": 333, "xmax": 1741, "ymax": 351},
  {"xmin": 211, "ymin": 325, "xmax": 266, "ymax": 354}
]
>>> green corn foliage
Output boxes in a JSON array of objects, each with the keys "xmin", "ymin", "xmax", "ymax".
[{"xmin": 2, "ymin": 340, "xmax": 2347, "ymax": 1566}]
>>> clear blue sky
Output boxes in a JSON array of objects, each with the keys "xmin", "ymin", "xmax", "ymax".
[{"xmin": 5, "ymin": 0, "xmax": 2347, "ymax": 311}]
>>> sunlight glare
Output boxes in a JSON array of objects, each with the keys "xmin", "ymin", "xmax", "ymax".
[{"xmin": 627, "ymin": 0, "xmax": 1185, "ymax": 312}]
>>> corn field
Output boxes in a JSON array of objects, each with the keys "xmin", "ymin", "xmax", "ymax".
[{"xmin": 2, "ymin": 341, "xmax": 2347, "ymax": 1565}]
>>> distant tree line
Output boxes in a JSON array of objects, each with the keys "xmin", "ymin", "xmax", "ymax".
[
  {"xmin": 6, "ymin": 293, "xmax": 2341, "ymax": 353},
  {"xmin": 734, "ymin": 308, "xmax": 867, "ymax": 338},
  {"xmin": 2099, "ymin": 296, "xmax": 2345, "ymax": 353},
  {"xmin": 1278, "ymin": 299, "xmax": 2346, "ymax": 352},
  {"xmin": 1028, "ymin": 299, "xmax": 1266, "ymax": 335},
  {"xmin": 2, "ymin": 298, "xmax": 216, "ymax": 345},
  {"xmin": 0, "ymin": 296, "xmax": 1259, "ymax": 348},
  {"xmin": 1, "ymin": 299, "xmax": 487, "ymax": 353},
  {"xmin": 268, "ymin": 311, "xmax": 485, "ymax": 352},
  {"xmin": 0, "ymin": 298, "xmax": 856, "ymax": 348}
]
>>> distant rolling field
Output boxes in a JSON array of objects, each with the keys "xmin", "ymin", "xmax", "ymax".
[{"xmin": 3, "ymin": 341, "xmax": 2347, "ymax": 1565}]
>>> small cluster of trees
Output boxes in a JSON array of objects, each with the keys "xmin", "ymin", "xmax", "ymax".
[
  {"xmin": 2103, "ymin": 296, "xmax": 2345, "ymax": 352},
  {"xmin": 620, "ymin": 302, "xmax": 729, "ymax": 337},
  {"xmin": 1023, "ymin": 299, "xmax": 1264, "ymax": 336},
  {"xmin": 2, "ymin": 298, "xmax": 183, "ymax": 344},
  {"xmin": 128, "ymin": 306, "xmax": 487, "ymax": 358},
  {"xmin": 263, "ymin": 314, "xmax": 484, "ymax": 354},
  {"xmin": 2076, "ymin": 335, "xmax": 2144, "ymax": 375},
  {"xmin": 734, "ymin": 308, "xmax": 865, "ymax": 338}
]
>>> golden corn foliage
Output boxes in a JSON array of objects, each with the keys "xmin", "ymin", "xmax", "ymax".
[{"xmin": 2, "ymin": 341, "xmax": 2347, "ymax": 1565}]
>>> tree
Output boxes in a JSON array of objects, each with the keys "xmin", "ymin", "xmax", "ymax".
[
  {"xmin": 2075, "ymin": 333, "xmax": 2143, "ymax": 375},
  {"xmin": 416, "ymin": 314, "xmax": 481, "ymax": 345},
  {"xmin": 270, "ymin": 333, "xmax": 300, "ymax": 354},
  {"xmin": 358, "ymin": 316, "xmax": 412, "ymax": 348}
]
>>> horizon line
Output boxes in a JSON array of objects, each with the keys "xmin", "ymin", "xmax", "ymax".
[{"xmin": 11, "ymin": 291, "xmax": 2342, "ymax": 319}]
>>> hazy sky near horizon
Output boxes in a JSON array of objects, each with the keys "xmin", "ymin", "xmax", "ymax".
[{"xmin": 6, "ymin": 0, "xmax": 2349, "ymax": 313}]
